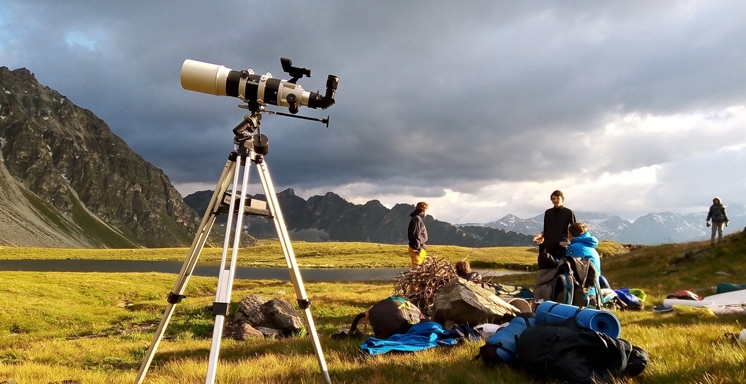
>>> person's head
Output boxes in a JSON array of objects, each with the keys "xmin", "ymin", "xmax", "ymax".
[
  {"xmin": 569, "ymin": 222, "xmax": 587, "ymax": 238},
  {"xmin": 455, "ymin": 260, "xmax": 472, "ymax": 276},
  {"xmin": 713, "ymin": 197, "xmax": 721, "ymax": 205},
  {"xmin": 550, "ymin": 190, "xmax": 565, "ymax": 208},
  {"xmin": 415, "ymin": 201, "xmax": 429, "ymax": 214}
]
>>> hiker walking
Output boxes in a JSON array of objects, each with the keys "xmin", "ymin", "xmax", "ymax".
[
  {"xmin": 706, "ymin": 197, "xmax": 729, "ymax": 245},
  {"xmin": 533, "ymin": 190, "xmax": 577, "ymax": 265},
  {"xmin": 408, "ymin": 201, "xmax": 429, "ymax": 266}
]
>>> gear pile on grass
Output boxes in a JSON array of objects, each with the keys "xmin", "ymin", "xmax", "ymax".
[{"xmin": 393, "ymin": 256, "xmax": 458, "ymax": 310}]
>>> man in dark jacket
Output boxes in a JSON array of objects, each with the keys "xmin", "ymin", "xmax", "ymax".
[
  {"xmin": 532, "ymin": 190, "xmax": 576, "ymax": 307},
  {"xmin": 533, "ymin": 190, "xmax": 576, "ymax": 265},
  {"xmin": 408, "ymin": 202, "xmax": 429, "ymax": 266}
]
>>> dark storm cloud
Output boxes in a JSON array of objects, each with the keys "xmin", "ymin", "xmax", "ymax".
[{"xmin": 3, "ymin": 1, "xmax": 746, "ymax": 222}]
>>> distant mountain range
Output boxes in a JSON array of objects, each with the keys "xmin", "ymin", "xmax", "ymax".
[
  {"xmin": 469, "ymin": 206, "xmax": 746, "ymax": 245},
  {"xmin": 183, "ymin": 190, "xmax": 535, "ymax": 247}
]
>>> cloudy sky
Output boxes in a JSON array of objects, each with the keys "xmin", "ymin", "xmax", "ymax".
[{"xmin": 2, "ymin": 1, "xmax": 745, "ymax": 224}]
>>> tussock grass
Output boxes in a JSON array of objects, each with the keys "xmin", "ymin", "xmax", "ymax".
[{"xmin": 1, "ymin": 234, "xmax": 746, "ymax": 383}]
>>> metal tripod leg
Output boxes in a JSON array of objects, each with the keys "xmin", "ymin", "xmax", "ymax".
[
  {"xmin": 256, "ymin": 157, "xmax": 331, "ymax": 384},
  {"xmin": 204, "ymin": 152, "xmax": 252, "ymax": 384},
  {"xmin": 135, "ymin": 156, "xmax": 237, "ymax": 384}
]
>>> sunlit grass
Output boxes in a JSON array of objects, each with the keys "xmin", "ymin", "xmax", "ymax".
[
  {"xmin": 1, "ymin": 234, "xmax": 745, "ymax": 383},
  {"xmin": 0, "ymin": 241, "xmax": 541, "ymax": 269}
]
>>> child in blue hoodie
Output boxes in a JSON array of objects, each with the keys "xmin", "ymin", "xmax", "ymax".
[{"xmin": 566, "ymin": 222, "xmax": 601, "ymax": 296}]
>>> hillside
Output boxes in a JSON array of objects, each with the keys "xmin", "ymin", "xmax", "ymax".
[{"xmin": 0, "ymin": 66, "xmax": 200, "ymax": 247}]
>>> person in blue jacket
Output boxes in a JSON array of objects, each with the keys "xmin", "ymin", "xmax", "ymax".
[{"xmin": 566, "ymin": 222, "xmax": 601, "ymax": 296}]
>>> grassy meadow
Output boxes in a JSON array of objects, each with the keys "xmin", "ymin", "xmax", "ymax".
[{"xmin": 0, "ymin": 236, "xmax": 745, "ymax": 383}]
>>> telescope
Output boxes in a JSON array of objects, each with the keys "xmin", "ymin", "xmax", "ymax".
[{"xmin": 181, "ymin": 58, "xmax": 338, "ymax": 114}]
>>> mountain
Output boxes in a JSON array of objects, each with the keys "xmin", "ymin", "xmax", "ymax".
[
  {"xmin": 476, "ymin": 206, "xmax": 746, "ymax": 245},
  {"xmin": 184, "ymin": 190, "xmax": 536, "ymax": 247},
  {"xmin": 0, "ymin": 66, "xmax": 200, "ymax": 247}
]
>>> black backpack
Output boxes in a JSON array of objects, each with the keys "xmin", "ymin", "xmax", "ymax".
[
  {"xmin": 516, "ymin": 319, "xmax": 648, "ymax": 384},
  {"xmin": 347, "ymin": 296, "xmax": 424, "ymax": 340},
  {"xmin": 542, "ymin": 256, "xmax": 601, "ymax": 307}
]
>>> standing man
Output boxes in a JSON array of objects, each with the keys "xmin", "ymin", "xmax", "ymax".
[
  {"xmin": 533, "ymin": 190, "xmax": 576, "ymax": 265},
  {"xmin": 706, "ymin": 197, "xmax": 729, "ymax": 245},
  {"xmin": 408, "ymin": 202, "xmax": 429, "ymax": 267}
]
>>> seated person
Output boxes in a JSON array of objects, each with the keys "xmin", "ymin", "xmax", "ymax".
[
  {"xmin": 455, "ymin": 260, "xmax": 481, "ymax": 282},
  {"xmin": 566, "ymin": 222, "xmax": 601, "ymax": 296}
]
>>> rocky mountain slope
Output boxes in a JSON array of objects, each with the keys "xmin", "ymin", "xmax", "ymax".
[{"xmin": 0, "ymin": 66, "xmax": 200, "ymax": 247}]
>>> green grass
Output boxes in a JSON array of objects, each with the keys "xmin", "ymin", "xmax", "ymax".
[
  {"xmin": 0, "ymin": 241, "xmax": 541, "ymax": 269},
  {"xmin": 1, "ymin": 234, "xmax": 745, "ymax": 383}
]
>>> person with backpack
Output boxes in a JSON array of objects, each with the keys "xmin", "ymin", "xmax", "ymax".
[
  {"xmin": 566, "ymin": 222, "xmax": 601, "ymax": 297},
  {"xmin": 706, "ymin": 197, "xmax": 729, "ymax": 245},
  {"xmin": 408, "ymin": 201, "xmax": 429, "ymax": 266}
]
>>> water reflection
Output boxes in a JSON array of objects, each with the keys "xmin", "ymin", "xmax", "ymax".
[{"xmin": 0, "ymin": 259, "xmax": 520, "ymax": 282}]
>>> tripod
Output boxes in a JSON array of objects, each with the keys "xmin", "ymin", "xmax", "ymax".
[{"xmin": 135, "ymin": 110, "xmax": 331, "ymax": 384}]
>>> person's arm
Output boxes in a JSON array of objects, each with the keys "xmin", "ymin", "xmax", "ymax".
[{"xmin": 408, "ymin": 218, "xmax": 424, "ymax": 250}]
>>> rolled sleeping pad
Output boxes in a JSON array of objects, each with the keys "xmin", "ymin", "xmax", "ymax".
[
  {"xmin": 662, "ymin": 298, "xmax": 714, "ymax": 308},
  {"xmin": 484, "ymin": 316, "xmax": 536, "ymax": 364},
  {"xmin": 716, "ymin": 282, "xmax": 746, "ymax": 294},
  {"xmin": 535, "ymin": 301, "xmax": 621, "ymax": 339}
]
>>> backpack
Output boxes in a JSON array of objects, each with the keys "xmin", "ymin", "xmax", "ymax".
[
  {"xmin": 535, "ymin": 256, "xmax": 601, "ymax": 308},
  {"xmin": 347, "ymin": 296, "xmax": 424, "ymax": 340},
  {"xmin": 476, "ymin": 314, "xmax": 535, "ymax": 365},
  {"xmin": 615, "ymin": 288, "xmax": 644, "ymax": 310},
  {"xmin": 516, "ymin": 319, "xmax": 648, "ymax": 384}
]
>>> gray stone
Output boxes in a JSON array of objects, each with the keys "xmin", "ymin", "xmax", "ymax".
[
  {"xmin": 432, "ymin": 279, "xmax": 518, "ymax": 326},
  {"xmin": 262, "ymin": 298, "xmax": 305, "ymax": 335}
]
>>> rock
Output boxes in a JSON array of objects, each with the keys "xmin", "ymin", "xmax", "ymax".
[
  {"xmin": 255, "ymin": 326, "xmax": 284, "ymax": 339},
  {"xmin": 229, "ymin": 322, "xmax": 264, "ymax": 341},
  {"xmin": 261, "ymin": 298, "xmax": 305, "ymax": 335},
  {"xmin": 431, "ymin": 279, "xmax": 518, "ymax": 326},
  {"xmin": 235, "ymin": 294, "xmax": 271, "ymax": 326}
]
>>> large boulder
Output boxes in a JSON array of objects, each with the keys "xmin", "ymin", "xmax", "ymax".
[{"xmin": 432, "ymin": 278, "xmax": 519, "ymax": 326}]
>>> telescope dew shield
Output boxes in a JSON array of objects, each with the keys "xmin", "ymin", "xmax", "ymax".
[{"xmin": 180, "ymin": 59, "xmax": 235, "ymax": 97}]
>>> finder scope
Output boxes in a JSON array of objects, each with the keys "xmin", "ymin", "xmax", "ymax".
[{"xmin": 180, "ymin": 58, "xmax": 338, "ymax": 114}]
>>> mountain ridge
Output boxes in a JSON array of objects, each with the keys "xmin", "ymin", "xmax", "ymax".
[{"xmin": 183, "ymin": 189, "xmax": 535, "ymax": 247}]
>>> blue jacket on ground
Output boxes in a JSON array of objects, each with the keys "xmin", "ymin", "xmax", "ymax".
[
  {"xmin": 359, "ymin": 321, "xmax": 461, "ymax": 356},
  {"xmin": 566, "ymin": 231, "xmax": 601, "ymax": 295}
]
